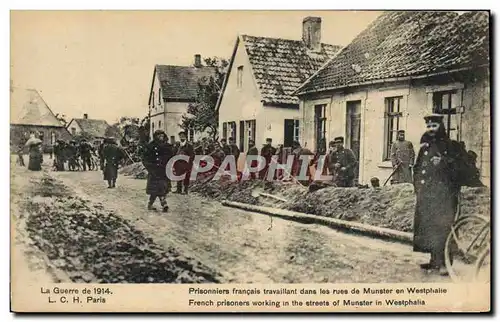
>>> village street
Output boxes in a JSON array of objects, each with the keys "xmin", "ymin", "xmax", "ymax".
[{"xmin": 11, "ymin": 157, "xmax": 449, "ymax": 284}]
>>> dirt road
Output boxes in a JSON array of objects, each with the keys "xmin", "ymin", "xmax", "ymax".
[
  {"xmin": 11, "ymin": 156, "xmax": 449, "ymax": 283},
  {"xmin": 43, "ymin": 166, "xmax": 448, "ymax": 284}
]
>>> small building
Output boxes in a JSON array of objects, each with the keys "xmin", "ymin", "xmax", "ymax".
[
  {"xmin": 295, "ymin": 11, "xmax": 490, "ymax": 185},
  {"xmin": 147, "ymin": 55, "xmax": 216, "ymax": 142},
  {"xmin": 10, "ymin": 87, "xmax": 72, "ymax": 152},
  {"xmin": 66, "ymin": 114, "xmax": 119, "ymax": 146},
  {"xmin": 216, "ymin": 17, "xmax": 341, "ymax": 152}
]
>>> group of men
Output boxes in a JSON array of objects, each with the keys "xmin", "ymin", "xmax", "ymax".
[{"xmin": 52, "ymin": 139, "xmax": 98, "ymax": 172}]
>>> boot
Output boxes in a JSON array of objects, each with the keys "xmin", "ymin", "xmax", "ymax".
[
  {"xmin": 107, "ymin": 180, "xmax": 113, "ymax": 188},
  {"xmin": 112, "ymin": 179, "xmax": 116, "ymax": 188},
  {"xmin": 160, "ymin": 197, "xmax": 169, "ymax": 212}
]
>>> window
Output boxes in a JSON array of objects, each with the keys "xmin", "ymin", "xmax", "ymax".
[
  {"xmin": 432, "ymin": 91, "xmax": 459, "ymax": 140},
  {"xmin": 314, "ymin": 104, "xmax": 327, "ymax": 149},
  {"xmin": 383, "ymin": 96, "xmax": 403, "ymax": 161},
  {"xmin": 244, "ymin": 120, "xmax": 256, "ymax": 150},
  {"xmin": 151, "ymin": 92, "xmax": 155, "ymax": 109},
  {"xmin": 71, "ymin": 127, "xmax": 76, "ymax": 135},
  {"xmin": 222, "ymin": 122, "xmax": 228, "ymax": 139},
  {"xmin": 152, "ymin": 122, "xmax": 155, "ymax": 132},
  {"xmin": 293, "ymin": 120, "xmax": 300, "ymax": 142},
  {"xmin": 188, "ymin": 127, "xmax": 195, "ymax": 141},
  {"xmin": 229, "ymin": 122, "xmax": 237, "ymax": 140},
  {"xmin": 51, "ymin": 132, "xmax": 56, "ymax": 145},
  {"xmin": 237, "ymin": 66, "xmax": 243, "ymax": 88},
  {"xmin": 158, "ymin": 89, "xmax": 162, "ymax": 105}
]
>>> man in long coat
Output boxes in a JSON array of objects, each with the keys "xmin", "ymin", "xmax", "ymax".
[
  {"xmin": 79, "ymin": 138, "xmax": 93, "ymax": 171},
  {"xmin": 143, "ymin": 130, "xmax": 173, "ymax": 211},
  {"xmin": 228, "ymin": 137, "xmax": 241, "ymax": 165},
  {"xmin": 174, "ymin": 131, "xmax": 195, "ymax": 195},
  {"xmin": 330, "ymin": 136, "xmax": 357, "ymax": 187},
  {"xmin": 390, "ymin": 130, "xmax": 415, "ymax": 184},
  {"xmin": 101, "ymin": 137, "xmax": 125, "ymax": 188},
  {"xmin": 259, "ymin": 138, "xmax": 277, "ymax": 180},
  {"xmin": 246, "ymin": 139, "xmax": 259, "ymax": 180},
  {"xmin": 413, "ymin": 114, "xmax": 464, "ymax": 276},
  {"xmin": 291, "ymin": 140, "xmax": 314, "ymax": 186}
]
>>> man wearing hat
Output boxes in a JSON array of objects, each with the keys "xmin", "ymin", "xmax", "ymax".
[
  {"xmin": 101, "ymin": 137, "xmax": 125, "ymax": 188},
  {"xmin": 390, "ymin": 130, "xmax": 415, "ymax": 184},
  {"xmin": 79, "ymin": 138, "xmax": 93, "ymax": 171},
  {"xmin": 259, "ymin": 138, "xmax": 277, "ymax": 180},
  {"xmin": 174, "ymin": 131, "xmax": 195, "ymax": 194},
  {"xmin": 143, "ymin": 130, "xmax": 174, "ymax": 211},
  {"xmin": 412, "ymin": 114, "xmax": 464, "ymax": 275},
  {"xmin": 330, "ymin": 136, "xmax": 357, "ymax": 187}
]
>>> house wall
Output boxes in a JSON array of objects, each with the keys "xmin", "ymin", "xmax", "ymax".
[
  {"xmin": 258, "ymin": 105, "xmax": 301, "ymax": 147},
  {"xmin": 10, "ymin": 125, "xmax": 72, "ymax": 153},
  {"xmin": 218, "ymin": 39, "xmax": 263, "ymax": 148},
  {"xmin": 149, "ymin": 69, "xmax": 205, "ymax": 142},
  {"xmin": 299, "ymin": 69, "xmax": 490, "ymax": 186},
  {"xmin": 66, "ymin": 119, "xmax": 82, "ymax": 136}
]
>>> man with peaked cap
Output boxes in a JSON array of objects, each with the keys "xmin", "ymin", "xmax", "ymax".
[
  {"xmin": 290, "ymin": 140, "xmax": 314, "ymax": 185},
  {"xmin": 101, "ymin": 137, "xmax": 125, "ymax": 188},
  {"xmin": 390, "ymin": 130, "xmax": 416, "ymax": 184},
  {"xmin": 174, "ymin": 131, "xmax": 195, "ymax": 195},
  {"xmin": 330, "ymin": 136, "xmax": 357, "ymax": 187},
  {"xmin": 79, "ymin": 138, "xmax": 93, "ymax": 171},
  {"xmin": 412, "ymin": 114, "xmax": 465, "ymax": 276},
  {"xmin": 142, "ymin": 130, "xmax": 174, "ymax": 211},
  {"xmin": 259, "ymin": 138, "xmax": 277, "ymax": 180}
]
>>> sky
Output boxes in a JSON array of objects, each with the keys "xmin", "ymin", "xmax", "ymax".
[{"xmin": 10, "ymin": 10, "xmax": 381, "ymax": 124}]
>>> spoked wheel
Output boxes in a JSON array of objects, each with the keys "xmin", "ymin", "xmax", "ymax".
[
  {"xmin": 474, "ymin": 246, "xmax": 491, "ymax": 283},
  {"xmin": 445, "ymin": 215, "xmax": 490, "ymax": 282}
]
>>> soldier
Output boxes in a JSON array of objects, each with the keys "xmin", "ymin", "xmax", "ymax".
[
  {"xmin": 246, "ymin": 139, "xmax": 259, "ymax": 180},
  {"xmin": 330, "ymin": 137, "xmax": 357, "ymax": 187},
  {"xmin": 174, "ymin": 131, "xmax": 195, "ymax": 195},
  {"xmin": 67, "ymin": 140, "xmax": 79, "ymax": 171},
  {"xmin": 412, "ymin": 114, "xmax": 464, "ymax": 275},
  {"xmin": 312, "ymin": 138, "xmax": 328, "ymax": 177},
  {"xmin": 53, "ymin": 140, "xmax": 65, "ymax": 171},
  {"xmin": 220, "ymin": 138, "xmax": 231, "ymax": 156},
  {"xmin": 326, "ymin": 140, "xmax": 336, "ymax": 176},
  {"xmin": 259, "ymin": 138, "xmax": 277, "ymax": 180},
  {"xmin": 101, "ymin": 137, "xmax": 125, "ymax": 188},
  {"xmin": 228, "ymin": 137, "xmax": 240, "ymax": 165},
  {"xmin": 79, "ymin": 138, "xmax": 93, "ymax": 171},
  {"xmin": 143, "ymin": 130, "xmax": 173, "ymax": 211},
  {"xmin": 390, "ymin": 130, "xmax": 415, "ymax": 184}
]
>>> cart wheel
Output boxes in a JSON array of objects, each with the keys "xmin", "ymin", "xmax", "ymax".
[
  {"xmin": 474, "ymin": 246, "xmax": 490, "ymax": 283},
  {"xmin": 445, "ymin": 215, "xmax": 490, "ymax": 282}
]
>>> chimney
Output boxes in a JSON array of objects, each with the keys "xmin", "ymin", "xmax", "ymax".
[
  {"xmin": 302, "ymin": 16, "xmax": 322, "ymax": 52},
  {"xmin": 194, "ymin": 54, "xmax": 202, "ymax": 68},
  {"xmin": 83, "ymin": 113, "xmax": 88, "ymax": 119}
]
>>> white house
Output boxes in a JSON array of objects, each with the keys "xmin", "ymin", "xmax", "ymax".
[
  {"xmin": 216, "ymin": 17, "xmax": 341, "ymax": 152},
  {"xmin": 147, "ymin": 55, "xmax": 216, "ymax": 142},
  {"xmin": 295, "ymin": 11, "xmax": 490, "ymax": 185}
]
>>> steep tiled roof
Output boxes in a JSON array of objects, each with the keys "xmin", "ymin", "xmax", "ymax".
[
  {"xmin": 296, "ymin": 11, "xmax": 490, "ymax": 95},
  {"xmin": 241, "ymin": 35, "xmax": 341, "ymax": 105},
  {"xmin": 155, "ymin": 65, "xmax": 216, "ymax": 101},
  {"xmin": 72, "ymin": 118, "xmax": 113, "ymax": 138},
  {"xmin": 10, "ymin": 88, "xmax": 65, "ymax": 127}
]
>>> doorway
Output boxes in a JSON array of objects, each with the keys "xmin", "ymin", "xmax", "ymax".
[
  {"xmin": 283, "ymin": 119, "xmax": 295, "ymax": 148},
  {"xmin": 346, "ymin": 100, "xmax": 361, "ymax": 182}
]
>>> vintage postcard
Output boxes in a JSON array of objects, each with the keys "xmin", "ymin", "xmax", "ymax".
[{"xmin": 10, "ymin": 10, "xmax": 491, "ymax": 313}]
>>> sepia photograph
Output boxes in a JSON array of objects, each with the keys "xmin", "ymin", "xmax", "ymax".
[{"xmin": 9, "ymin": 9, "xmax": 491, "ymax": 312}]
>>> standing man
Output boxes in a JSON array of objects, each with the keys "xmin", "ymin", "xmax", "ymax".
[
  {"xmin": 221, "ymin": 138, "xmax": 231, "ymax": 156},
  {"xmin": 390, "ymin": 130, "xmax": 415, "ymax": 184},
  {"xmin": 259, "ymin": 138, "xmax": 277, "ymax": 179},
  {"xmin": 246, "ymin": 139, "xmax": 259, "ymax": 180},
  {"xmin": 174, "ymin": 131, "xmax": 195, "ymax": 195},
  {"xmin": 143, "ymin": 130, "xmax": 173, "ymax": 211},
  {"xmin": 79, "ymin": 138, "xmax": 93, "ymax": 171},
  {"xmin": 101, "ymin": 137, "xmax": 125, "ymax": 188},
  {"xmin": 412, "ymin": 114, "xmax": 463, "ymax": 275},
  {"xmin": 53, "ymin": 140, "xmax": 65, "ymax": 171},
  {"xmin": 330, "ymin": 137, "xmax": 357, "ymax": 187},
  {"xmin": 67, "ymin": 140, "xmax": 78, "ymax": 171},
  {"xmin": 290, "ymin": 141, "xmax": 314, "ymax": 185},
  {"xmin": 228, "ymin": 137, "xmax": 240, "ymax": 166}
]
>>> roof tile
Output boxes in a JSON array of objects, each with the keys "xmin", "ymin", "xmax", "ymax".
[{"xmin": 156, "ymin": 65, "xmax": 216, "ymax": 101}]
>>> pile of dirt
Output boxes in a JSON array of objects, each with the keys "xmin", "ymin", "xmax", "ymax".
[
  {"xmin": 191, "ymin": 179, "xmax": 491, "ymax": 233},
  {"xmin": 24, "ymin": 179, "xmax": 220, "ymax": 283},
  {"xmin": 119, "ymin": 162, "xmax": 147, "ymax": 179}
]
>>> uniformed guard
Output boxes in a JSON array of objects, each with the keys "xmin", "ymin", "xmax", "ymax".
[
  {"xmin": 330, "ymin": 137, "xmax": 357, "ymax": 187},
  {"xmin": 291, "ymin": 140, "xmax": 314, "ymax": 185},
  {"xmin": 228, "ymin": 137, "xmax": 240, "ymax": 165},
  {"xmin": 246, "ymin": 139, "xmax": 259, "ymax": 180},
  {"xmin": 53, "ymin": 139, "xmax": 65, "ymax": 171},
  {"xmin": 412, "ymin": 114, "xmax": 464, "ymax": 275},
  {"xmin": 259, "ymin": 138, "xmax": 277, "ymax": 180},
  {"xmin": 390, "ymin": 130, "xmax": 415, "ymax": 184},
  {"xmin": 79, "ymin": 138, "xmax": 93, "ymax": 171},
  {"xmin": 143, "ymin": 130, "xmax": 173, "ymax": 211},
  {"xmin": 174, "ymin": 131, "xmax": 195, "ymax": 195},
  {"xmin": 67, "ymin": 140, "xmax": 79, "ymax": 171},
  {"xmin": 101, "ymin": 137, "xmax": 125, "ymax": 188}
]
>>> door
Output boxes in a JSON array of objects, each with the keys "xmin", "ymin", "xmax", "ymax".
[
  {"xmin": 346, "ymin": 100, "xmax": 361, "ymax": 182},
  {"xmin": 283, "ymin": 119, "xmax": 295, "ymax": 148}
]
